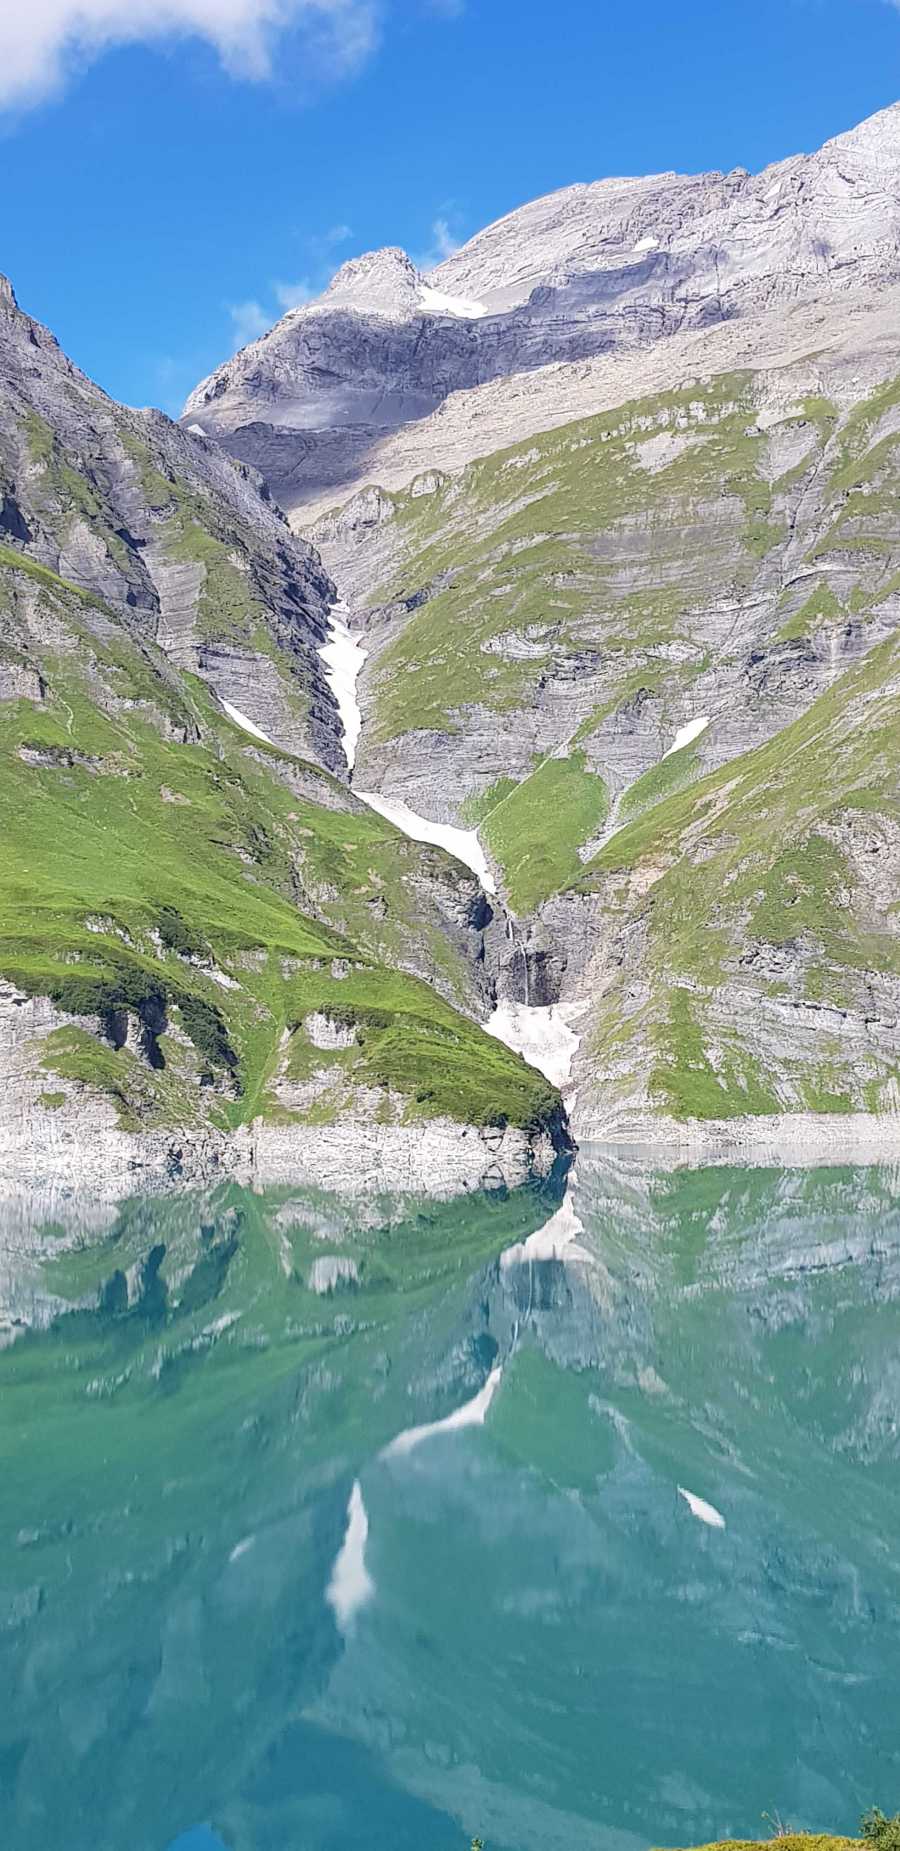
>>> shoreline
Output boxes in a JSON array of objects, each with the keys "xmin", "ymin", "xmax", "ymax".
[
  {"xmin": 575, "ymin": 1111, "xmax": 900, "ymax": 1169},
  {"xmin": 0, "ymin": 1113, "xmax": 563, "ymax": 1200},
  {"xmin": 0, "ymin": 1106, "xmax": 898, "ymax": 1202}
]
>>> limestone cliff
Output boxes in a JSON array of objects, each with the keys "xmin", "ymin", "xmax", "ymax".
[{"xmin": 183, "ymin": 102, "xmax": 900, "ymax": 524}]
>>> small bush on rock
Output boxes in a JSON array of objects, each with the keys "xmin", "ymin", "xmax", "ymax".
[{"xmin": 862, "ymin": 1811, "xmax": 900, "ymax": 1851}]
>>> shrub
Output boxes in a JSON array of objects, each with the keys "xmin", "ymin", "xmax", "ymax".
[
  {"xmin": 862, "ymin": 1811, "xmax": 900, "ymax": 1851},
  {"xmin": 156, "ymin": 905, "xmax": 209, "ymax": 961},
  {"xmin": 49, "ymin": 968, "xmax": 166, "ymax": 1025},
  {"xmin": 176, "ymin": 993, "xmax": 238, "ymax": 1075}
]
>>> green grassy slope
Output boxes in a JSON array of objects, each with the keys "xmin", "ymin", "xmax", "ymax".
[
  {"xmin": 572, "ymin": 632, "xmax": 900, "ymax": 1120},
  {"xmin": 356, "ymin": 369, "xmax": 900, "ymax": 925},
  {"xmin": 0, "ymin": 555, "xmax": 557, "ymax": 1139},
  {"xmin": 473, "ymin": 751, "xmax": 608, "ymax": 914},
  {"xmin": 366, "ymin": 373, "xmax": 775, "ymax": 743}
]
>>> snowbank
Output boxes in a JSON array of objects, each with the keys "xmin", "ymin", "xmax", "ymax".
[
  {"xmin": 319, "ymin": 605, "xmax": 368, "ymax": 771},
  {"xmin": 355, "ymin": 788, "xmax": 497, "ymax": 892},
  {"xmin": 662, "ymin": 716, "xmax": 709, "ymax": 760},
  {"xmin": 485, "ymin": 1000, "xmax": 582, "ymax": 1088},
  {"xmin": 220, "ymin": 700, "xmax": 275, "ymax": 746}
]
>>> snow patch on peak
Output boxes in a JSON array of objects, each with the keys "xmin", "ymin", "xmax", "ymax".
[{"xmin": 419, "ymin": 284, "xmax": 488, "ymax": 320}]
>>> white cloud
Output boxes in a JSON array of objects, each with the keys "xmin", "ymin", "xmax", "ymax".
[
  {"xmin": 229, "ymin": 297, "xmax": 271, "ymax": 347},
  {"xmin": 413, "ymin": 212, "xmax": 462, "ymax": 270},
  {"xmin": 430, "ymin": 215, "xmax": 459, "ymax": 260},
  {"xmin": 274, "ymin": 277, "xmax": 314, "ymax": 308},
  {"xmin": 0, "ymin": 0, "xmax": 380, "ymax": 111}
]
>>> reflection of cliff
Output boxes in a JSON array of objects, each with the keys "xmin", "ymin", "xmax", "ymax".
[
  {"xmin": 2, "ymin": 1163, "xmax": 900, "ymax": 1851},
  {"xmin": 307, "ymin": 1161, "xmax": 900, "ymax": 1851},
  {"xmin": 0, "ymin": 1175, "xmax": 561, "ymax": 1851}
]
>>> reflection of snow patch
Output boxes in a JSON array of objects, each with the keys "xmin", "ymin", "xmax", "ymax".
[
  {"xmin": 308, "ymin": 1255, "xmax": 359, "ymax": 1294},
  {"xmin": 678, "ymin": 1486, "xmax": 726, "ymax": 1529},
  {"xmin": 419, "ymin": 284, "xmax": 488, "ymax": 319},
  {"xmin": 228, "ymin": 1535, "xmax": 255, "ymax": 1563},
  {"xmin": 486, "ymin": 1001, "xmax": 581, "ymax": 1088},
  {"xmin": 501, "ymin": 1190, "xmax": 585, "ymax": 1267},
  {"xmin": 662, "ymin": 716, "xmax": 709, "ymax": 760},
  {"xmin": 221, "ymin": 700, "xmax": 275, "ymax": 746},
  {"xmin": 355, "ymin": 790, "xmax": 496, "ymax": 893},
  {"xmin": 326, "ymin": 1481, "xmax": 374, "ymax": 1631},
  {"xmin": 319, "ymin": 607, "xmax": 368, "ymax": 771},
  {"xmin": 383, "ymin": 1367, "xmax": 502, "ymax": 1458}
]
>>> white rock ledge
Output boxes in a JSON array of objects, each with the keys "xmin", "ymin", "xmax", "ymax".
[{"xmin": 0, "ymin": 1115, "xmax": 559, "ymax": 1200}]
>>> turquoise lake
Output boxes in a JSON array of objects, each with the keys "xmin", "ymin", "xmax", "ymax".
[{"xmin": 2, "ymin": 1159, "xmax": 899, "ymax": 1850}]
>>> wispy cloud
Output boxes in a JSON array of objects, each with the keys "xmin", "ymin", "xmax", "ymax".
[
  {"xmin": 274, "ymin": 278, "xmax": 314, "ymax": 309},
  {"xmin": 0, "ymin": 0, "xmax": 381, "ymax": 112},
  {"xmin": 227, "ymin": 233, "xmax": 350, "ymax": 346},
  {"xmin": 413, "ymin": 211, "xmax": 463, "ymax": 270},
  {"xmin": 228, "ymin": 297, "xmax": 272, "ymax": 348}
]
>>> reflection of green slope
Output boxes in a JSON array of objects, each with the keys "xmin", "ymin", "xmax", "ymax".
[
  {"xmin": 3, "ymin": 1164, "xmax": 900, "ymax": 1851},
  {"xmin": 304, "ymin": 1163, "xmax": 900, "ymax": 1851},
  {"xmin": 0, "ymin": 1175, "xmax": 561, "ymax": 1851},
  {"xmin": 490, "ymin": 1343, "xmax": 616, "ymax": 1490}
]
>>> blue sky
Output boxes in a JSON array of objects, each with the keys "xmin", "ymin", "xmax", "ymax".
[{"xmin": 4, "ymin": 0, "xmax": 900, "ymax": 414}]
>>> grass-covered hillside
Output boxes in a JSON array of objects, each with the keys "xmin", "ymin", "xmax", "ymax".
[
  {"xmin": 0, "ymin": 582, "xmax": 552, "ymax": 1140},
  {"xmin": 0, "ymin": 282, "xmax": 560, "ymax": 1163},
  {"xmin": 318, "ymin": 356, "xmax": 900, "ymax": 1135},
  {"xmin": 566, "ymin": 629, "xmax": 900, "ymax": 1129},
  {"xmin": 346, "ymin": 368, "xmax": 900, "ymax": 918}
]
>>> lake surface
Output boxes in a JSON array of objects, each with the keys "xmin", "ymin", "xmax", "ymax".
[{"xmin": 2, "ymin": 1158, "xmax": 900, "ymax": 1851}]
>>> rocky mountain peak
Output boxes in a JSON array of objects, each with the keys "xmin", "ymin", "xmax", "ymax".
[
  {"xmin": 819, "ymin": 95, "xmax": 900, "ymax": 165},
  {"xmin": 182, "ymin": 99, "xmax": 900, "ymax": 524},
  {"xmin": 320, "ymin": 246, "xmax": 425, "ymax": 318}
]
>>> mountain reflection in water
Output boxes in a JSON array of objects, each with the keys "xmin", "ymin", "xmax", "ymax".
[{"xmin": 2, "ymin": 1157, "xmax": 900, "ymax": 1851}]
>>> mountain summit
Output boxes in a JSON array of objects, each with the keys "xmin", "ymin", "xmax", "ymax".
[{"xmin": 183, "ymin": 101, "xmax": 900, "ymax": 522}]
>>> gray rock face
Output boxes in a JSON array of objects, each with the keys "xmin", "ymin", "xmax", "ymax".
[
  {"xmin": 183, "ymin": 102, "xmax": 900, "ymax": 522},
  {"xmin": 0, "ymin": 277, "xmax": 345, "ymax": 769}
]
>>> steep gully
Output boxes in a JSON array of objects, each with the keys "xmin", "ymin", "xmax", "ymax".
[
  {"xmin": 218, "ymin": 598, "xmax": 583, "ymax": 1095},
  {"xmin": 310, "ymin": 600, "xmax": 594, "ymax": 1616},
  {"xmin": 316, "ymin": 600, "xmax": 585, "ymax": 1099},
  {"xmin": 221, "ymin": 599, "xmax": 710, "ymax": 1114}
]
